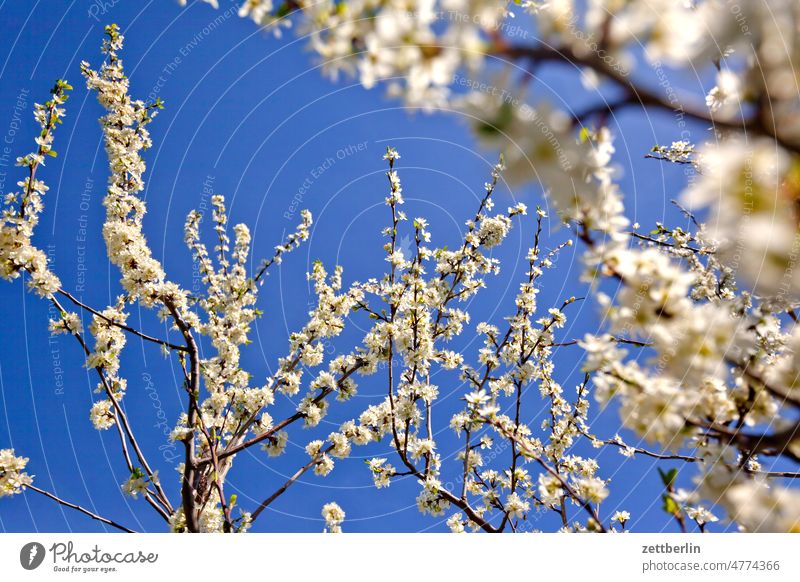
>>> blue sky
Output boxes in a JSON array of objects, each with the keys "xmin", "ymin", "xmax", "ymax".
[{"xmin": 0, "ymin": 0, "xmax": 729, "ymax": 532}]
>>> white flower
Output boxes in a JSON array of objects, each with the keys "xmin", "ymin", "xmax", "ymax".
[
  {"xmin": 383, "ymin": 147, "xmax": 400, "ymax": 162},
  {"xmin": 505, "ymin": 492, "xmax": 530, "ymax": 519},
  {"xmin": 578, "ymin": 334, "xmax": 626, "ymax": 373},
  {"xmin": 685, "ymin": 506, "xmax": 718, "ymax": 526},
  {"xmin": 612, "ymin": 510, "xmax": 630, "ymax": 524},
  {"xmin": 416, "ymin": 478, "xmax": 450, "ymax": 516},
  {"xmin": 477, "ymin": 216, "xmax": 511, "ymax": 249},
  {"xmin": 49, "ymin": 312, "xmax": 82, "ymax": 335},
  {"xmin": 262, "ymin": 431, "xmax": 288, "ymax": 457},
  {"xmin": 367, "ymin": 458, "xmax": 396, "ymax": 489},
  {"xmin": 538, "ymin": 473, "xmax": 563, "ymax": 507},
  {"xmin": 446, "ymin": 513, "xmax": 466, "ymax": 533},
  {"xmin": 465, "ymin": 389, "xmax": 490, "ymax": 406},
  {"xmin": 574, "ymin": 476, "xmax": 608, "ymax": 504},
  {"xmin": 89, "ymin": 399, "xmax": 115, "ymax": 430},
  {"xmin": 0, "ymin": 449, "xmax": 33, "ymax": 497},
  {"xmin": 705, "ymin": 70, "xmax": 741, "ymax": 115},
  {"xmin": 121, "ymin": 469, "xmax": 154, "ymax": 498},
  {"xmin": 321, "ymin": 502, "xmax": 345, "ymax": 533},
  {"xmin": 714, "ymin": 480, "xmax": 800, "ymax": 533}
]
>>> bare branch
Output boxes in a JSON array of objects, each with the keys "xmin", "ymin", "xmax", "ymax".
[{"xmin": 28, "ymin": 485, "xmax": 135, "ymax": 533}]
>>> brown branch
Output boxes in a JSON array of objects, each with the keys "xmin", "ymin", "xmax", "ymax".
[
  {"xmin": 206, "ymin": 361, "xmax": 365, "ymax": 465},
  {"xmin": 164, "ymin": 299, "xmax": 201, "ymax": 533},
  {"xmin": 49, "ymin": 295, "xmax": 173, "ymax": 520},
  {"xmin": 582, "ymin": 430, "xmax": 700, "ymax": 462},
  {"xmin": 485, "ymin": 417, "xmax": 607, "ymax": 532},
  {"xmin": 57, "ymin": 288, "xmax": 187, "ymax": 352},
  {"xmin": 251, "ymin": 445, "xmax": 334, "ymax": 522},
  {"xmin": 494, "ymin": 43, "xmax": 800, "ymax": 154},
  {"xmin": 28, "ymin": 484, "xmax": 135, "ymax": 533},
  {"xmin": 699, "ymin": 419, "xmax": 800, "ymax": 459}
]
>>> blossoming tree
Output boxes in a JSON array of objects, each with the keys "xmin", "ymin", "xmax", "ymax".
[{"xmin": 3, "ymin": 0, "xmax": 800, "ymax": 532}]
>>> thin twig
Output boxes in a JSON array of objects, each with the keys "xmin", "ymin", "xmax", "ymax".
[
  {"xmin": 251, "ymin": 445, "xmax": 333, "ymax": 522},
  {"xmin": 28, "ymin": 485, "xmax": 135, "ymax": 533},
  {"xmin": 57, "ymin": 288, "xmax": 187, "ymax": 352}
]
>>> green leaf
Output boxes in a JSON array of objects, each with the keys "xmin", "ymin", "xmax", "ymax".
[
  {"xmin": 658, "ymin": 467, "xmax": 678, "ymax": 488},
  {"xmin": 661, "ymin": 493, "xmax": 681, "ymax": 516}
]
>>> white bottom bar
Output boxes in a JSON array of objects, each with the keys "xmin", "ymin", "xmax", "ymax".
[{"xmin": 0, "ymin": 533, "xmax": 797, "ymax": 580}]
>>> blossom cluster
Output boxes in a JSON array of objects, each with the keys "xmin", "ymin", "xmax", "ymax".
[
  {"xmin": 0, "ymin": 80, "xmax": 70, "ymax": 297},
  {"xmin": 3, "ymin": 0, "xmax": 800, "ymax": 533},
  {"xmin": 293, "ymin": 148, "xmax": 628, "ymax": 533},
  {"xmin": 188, "ymin": 0, "xmax": 511, "ymax": 107},
  {"xmin": 322, "ymin": 502, "xmax": 345, "ymax": 533},
  {"xmin": 0, "ymin": 449, "xmax": 32, "ymax": 497}
]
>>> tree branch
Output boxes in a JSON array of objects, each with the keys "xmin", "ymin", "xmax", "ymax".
[
  {"xmin": 28, "ymin": 484, "xmax": 135, "ymax": 533},
  {"xmin": 57, "ymin": 288, "xmax": 188, "ymax": 352},
  {"xmin": 494, "ymin": 42, "xmax": 800, "ymax": 155},
  {"xmin": 250, "ymin": 445, "xmax": 333, "ymax": 522}
]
